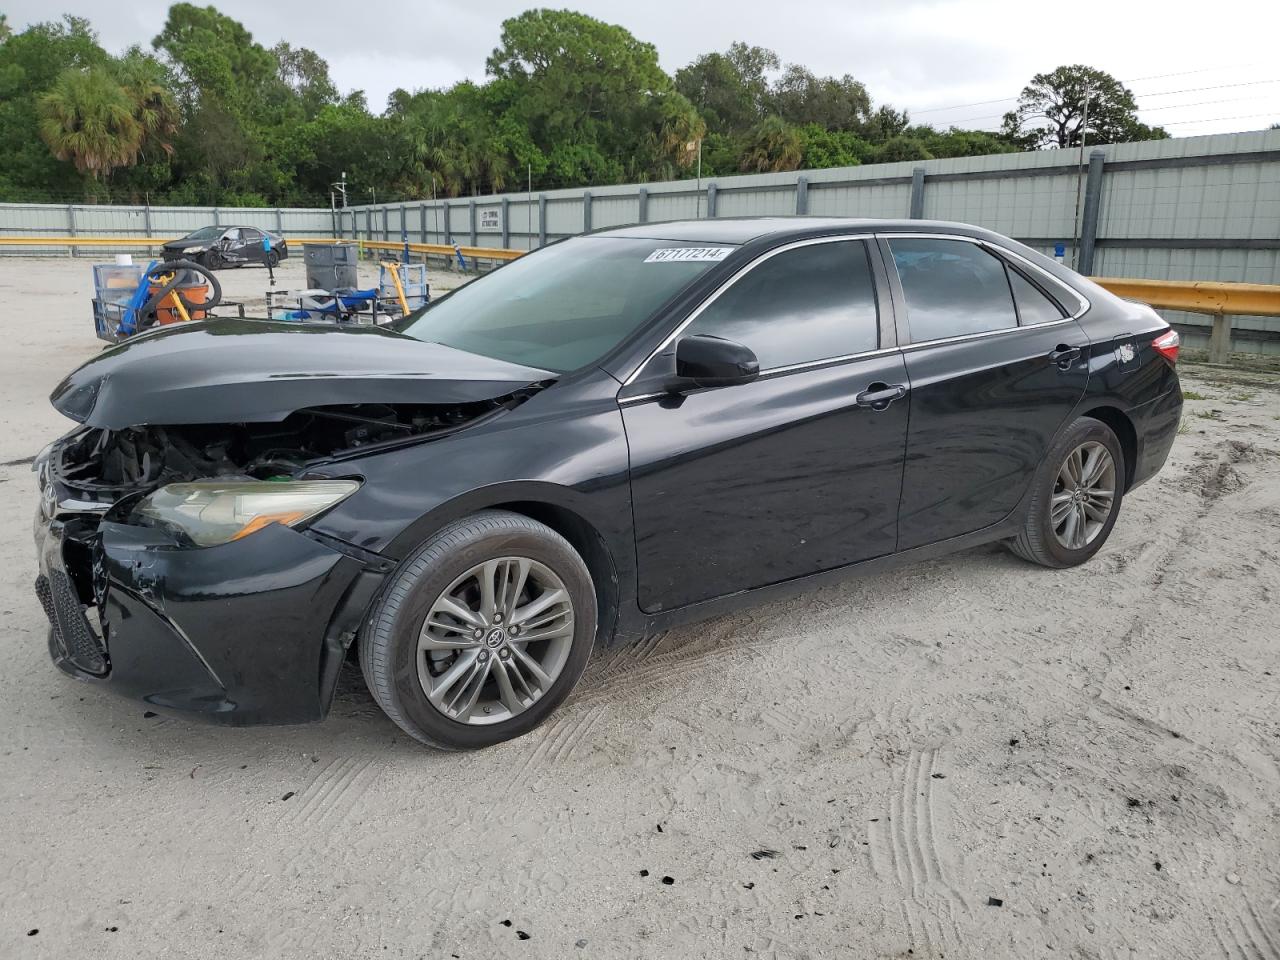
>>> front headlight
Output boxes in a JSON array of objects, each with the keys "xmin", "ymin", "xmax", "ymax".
[
  {"xmin": 132, "ymin": 480, "xmax": 360, "ymax": 547},
  {"xmin": 182, "ymin": 246, "xmax": 206, "ymax": 254}
]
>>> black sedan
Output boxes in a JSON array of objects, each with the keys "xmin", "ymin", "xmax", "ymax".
[
  {"xmin": 35, "ymin": 218, "xmax": 1182, "ymax": 749},
  {"xmin": 161, "ymin": 225, "xmax": 288, "ymax": 270}
]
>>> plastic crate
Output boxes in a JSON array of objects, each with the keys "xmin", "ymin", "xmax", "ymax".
[{"xmin": 92, "ymin": 263, "xmax": 145, "ymax": 306}]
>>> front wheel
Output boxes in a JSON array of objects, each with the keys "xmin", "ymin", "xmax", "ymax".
[
  {"xmin": 1009, "ymin": 416, "xmax": 1125, "ymax": 568},
  {"xmin": 360, "ymin": 511, "xmax": 597, "ymax": 750}
]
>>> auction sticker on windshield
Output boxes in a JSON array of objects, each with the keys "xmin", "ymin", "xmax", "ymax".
[{"xmin": 643, "ymin": 247, "xmax": 732, "ymax": 263}]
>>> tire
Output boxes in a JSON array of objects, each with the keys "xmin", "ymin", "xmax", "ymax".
[
  {"xmin": 202, "ymin": 249, "xmax": 222, "ymax": 270},
  {"xmin": 265, "ymin": 249, "xmax": 280, "ymax": 268},
  {"xmin": 359, "ymin": 510, "xmax": 597, "ymax": 750},
  {"xmin": 1009, "ymin": 416, "xmax": 1126, "ymax": 568}
]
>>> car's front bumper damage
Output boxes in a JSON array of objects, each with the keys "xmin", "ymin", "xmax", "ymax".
[{"xmin": 34, "ymin": 509, "xmax": 387, "ymax": 725}]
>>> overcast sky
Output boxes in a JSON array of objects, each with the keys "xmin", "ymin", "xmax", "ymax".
[{"xmin": 8, "ymin": 0, "xmax": 1279, "ymax": 137}]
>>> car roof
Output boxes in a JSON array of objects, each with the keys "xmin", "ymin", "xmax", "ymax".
[{"xmin": 593, "ymin": 217, "xmax": 992, "ymax": 245}]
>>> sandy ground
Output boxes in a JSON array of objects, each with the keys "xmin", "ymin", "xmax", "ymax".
[{"xmin": 1, "ymin": 257, "xmax": 1278, "ymax": 960}]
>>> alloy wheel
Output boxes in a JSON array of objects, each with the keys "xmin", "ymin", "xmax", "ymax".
[
  {"xmin": 1051, "ymin": 440, "xmax": 1116, "ymax": 550},
  {"xmin": 416, "ymin": 557, "xmax": 575, "ymax": 725}
]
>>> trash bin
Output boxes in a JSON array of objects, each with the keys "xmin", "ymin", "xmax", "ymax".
[{"xmin": 304, "ymin": 242, "xmax": 359, "ymax": 290}]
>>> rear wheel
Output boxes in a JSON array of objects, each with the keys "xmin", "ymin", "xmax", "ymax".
[
  {"xmin": 1009, "ymin": 416, "xmax": 1125, "ymax": 568},
  {"xmin": 360, "ymin": 510, "xmax": 596, "ymax": 750}
]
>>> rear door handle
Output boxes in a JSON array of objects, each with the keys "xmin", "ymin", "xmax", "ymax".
[
  {"xmin": 1048, "ymin": 344, "xmax": 1083, "ymax": 368},
  {"xmin": 855, "ymin": 382, "xmax": 908, "ymax": 411}
]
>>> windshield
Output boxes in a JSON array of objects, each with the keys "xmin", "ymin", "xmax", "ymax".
[
  {"xmin": 399, "ymin": 237, "xmax": 734, "ymax": 373},
  {"xmin": 183, "ymin": 226, "xmax": 223, "ymax": 242}
]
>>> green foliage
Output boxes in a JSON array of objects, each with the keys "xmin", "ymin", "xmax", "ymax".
[
  {"xmin": 38, "ymin": 65, "xmax": 143, "ymax": 179},
  {"xmin": 0, "ymin": 8, "xmax": 1166, "ymax": 206},
  {"xmin": 1002, "ymin": 65, "xmax": 1170, "ymax": 149}
]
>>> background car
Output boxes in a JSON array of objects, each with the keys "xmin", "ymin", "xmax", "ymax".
[
  {"xmin": 161, "ymin": 225, "xmax": 288, "ymax": 270},
  {"xmin": 37, "ymin": 218, "xmax": 1182, "ymax": 751}
]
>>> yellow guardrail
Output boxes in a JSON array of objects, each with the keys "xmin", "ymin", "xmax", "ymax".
[
  {"xmin": 0, "ymin": 235, "xmax": 523, "ymax": 262},
  {"xmin": 1092, "ymin": 277, "xmax": 1280, "ymax": 363}
]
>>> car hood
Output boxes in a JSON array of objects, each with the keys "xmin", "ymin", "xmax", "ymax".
[
  {"xmin": 163, "ymin": 239, "xmax": 206, "ymax": 249},
  {"xmin": 51, "ymin": 318, "xmax": 555, "ymax": 429}
]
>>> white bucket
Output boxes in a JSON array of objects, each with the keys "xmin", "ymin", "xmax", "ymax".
[{"xmin": 115, "ymin": 254, "xmax": 133, "ymax": 266}]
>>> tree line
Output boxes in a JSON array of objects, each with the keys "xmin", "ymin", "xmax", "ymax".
[{"xmin": 0, "ymin": 6, "xmax": 1170, "ymax": 206}]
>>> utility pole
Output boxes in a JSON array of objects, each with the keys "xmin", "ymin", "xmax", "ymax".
[{"xmin": 1071, "ymin": 84, "xmax": 1091, "ymax": 270}]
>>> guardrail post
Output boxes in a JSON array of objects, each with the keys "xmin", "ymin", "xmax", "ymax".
[
  {"xmin": 468, "ymin": 200, "xmax": 477, "ymax": 246},
  {"xmin": 583, "ymin": 191, "xmax": 593, "ymax": 233},
  {"xmin": 66, "ymin": 204, "xmax": 76, "ymax": 258},
  {"xmin": 637, "ymin": 187, "xmax": 648, "ymax": 224},
  {"xmin": 1209, "ymin": 310, "xmax": 1233, "ymax": 364},
  {"xmin": 707, "ymin": 182, "xmax": 718, "ymax": 218},
  {"xmin": 795, "ymin": 176, "xmax": 808, "ymax": 215},
  {"xmin": 501, "ymin": 197, "xmax": 510, "ymax": 249},
  {"xmin": 1078, "ymin": 149, "xmax": 1106, "ymax": 276},
  {"xmin": 909, "ymin": 167, "xmax": 926, "ymax": 219},
  {"xmin": 538, "ymin": 194, "xmax": 547, "ymax": 247}
]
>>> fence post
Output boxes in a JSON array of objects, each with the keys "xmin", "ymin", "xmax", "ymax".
[
  {"xmin": 795, "ymin": 176, "xmax": 808, "ymax": 215},
  {"xmin": 582, "ymin": 191, "xmax": 592, "ymax": 233},
  {"xmin": 366, "ymin": 209, "xmax": 372, "ymax": 241},
  {"xmin": 66, "ymin": 204, "xmax": 76, "ymax": 259},
  {"xmin": 420, "ymin": 204, "xmax": 427, "ymax": 246},
  {"xmin": 500, "ymin": 197, "xmax": 510, "ymax": 249},
  {"xmin": 1078, "ymin": 149, "xmax": 1106, "ymax": 276},
  {"xmin": 538, "ymin": 194, "xmax": 547, "ymax": 247},
  {"xmin": 909, "ymin": 167, "xmax": 926, "ymax": 219},
  {"xmin": 275, "ymin": 207, "xmax": 284, "ymax": 234},
  {"xmin": 383, "ymin": 207, "xmax": 390, "ymax": 242},
  {"xmin": 213, "ymin": 206, "xmax": 220, "ymax": 226},
  {"xmin": 637, "ymin": 187, "xmax": 648, "ymax": 224},
  {"xmin": 468, "ymin": 200, "xmax": 477, "ymax": 247},
  {"xmin": 706, "ymin": 182, "xmax": 718, "ymax": 218},
  {"xmin": 1208, "ymin": 311, "xmax": 1233, "ymax": 365},
  {"xmin": 143, "ymin": 201, "xmax": 153, "ymax": 239}
]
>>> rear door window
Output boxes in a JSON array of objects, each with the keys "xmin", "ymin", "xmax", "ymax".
[
  {"xmin": 888, "ymin": 238, "xmax": 1018, "ymax": 342},
  {"xmin": 683, "ymin": 240, "xmax": 879, "ymax": 370}
]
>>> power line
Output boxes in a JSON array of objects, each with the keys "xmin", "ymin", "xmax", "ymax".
[{"xmin": 908, "ymin": 69, "xmax": 1277, "ymax": 123}]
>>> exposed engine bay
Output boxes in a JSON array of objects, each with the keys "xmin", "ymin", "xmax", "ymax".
[{"xmin": 51, "ymin": 397, "xmax": 525, "ymax": 504}]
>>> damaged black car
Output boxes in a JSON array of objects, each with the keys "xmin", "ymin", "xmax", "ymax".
[{"xmin": 34, "ymin": 219, "xmax": 1182, "ymax": 749}]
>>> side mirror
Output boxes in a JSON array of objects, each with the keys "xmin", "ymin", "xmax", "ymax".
[{"xmin": 670, "ymin": 334, "xmax": 760, "ymax": 391}]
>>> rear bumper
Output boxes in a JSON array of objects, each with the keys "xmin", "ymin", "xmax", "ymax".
[{"xmin": 35, "ymin": 514, "xmax": 385, "ymax": 725}]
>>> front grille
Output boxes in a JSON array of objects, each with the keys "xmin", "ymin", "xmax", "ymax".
[{"xmin": 35, "ymin": 572, "xmax": 108, "ymax": 676}]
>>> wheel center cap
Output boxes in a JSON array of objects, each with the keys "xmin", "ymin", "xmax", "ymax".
[{"xmin": 484, "ymin": 627, "xmax": 507, "ymax": 648}]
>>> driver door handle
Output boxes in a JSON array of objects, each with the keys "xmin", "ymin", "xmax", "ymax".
[{"xmin": 855, "ymin": 382, "xmax": 908, "ymax": 411}]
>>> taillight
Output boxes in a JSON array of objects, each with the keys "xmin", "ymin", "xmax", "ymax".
[{"xmin": 1152, "ymin": 328, "xmax": 1180, "ymax": 364}]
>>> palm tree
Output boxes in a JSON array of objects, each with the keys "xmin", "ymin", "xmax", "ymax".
[
  {"xmin": 114, "ymin": 51, "xmax": 179, "ymax": 157},
  {"xmin": 0, "ymin": 14, "xmax": 12, "ymax": 44},
  {"xmin": 38, "ymin": 66, "xmax": 143, "ymax": 180},
  {"xmin": 739, "ymin": 116, "xmax": 803, "ymax": 173}
]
